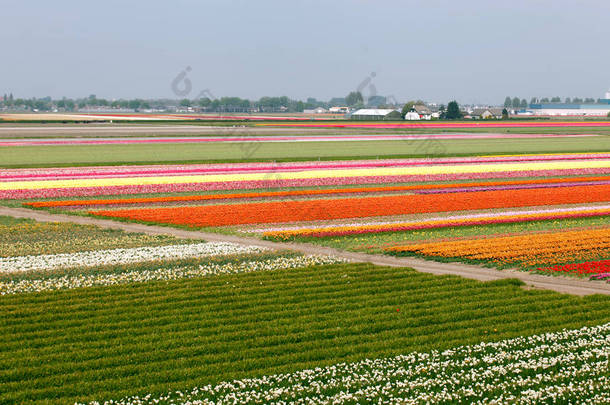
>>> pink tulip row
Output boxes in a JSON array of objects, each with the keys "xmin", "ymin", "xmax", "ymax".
[
  {"xmin": 2, "ymin": 153, "xmax": 609, "ymax": 181},
  {"xmin": 260, "ymin": 121, "xmax": 610, "ymax": 129},
  {"xmin": 2, "ymin": 167, "xmax": 609, "ymax": 200}
]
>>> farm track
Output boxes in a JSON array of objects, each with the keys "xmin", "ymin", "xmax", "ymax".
[{"xmin": 1, "ymin": 206, "xmax": 609, "ymax": 296}]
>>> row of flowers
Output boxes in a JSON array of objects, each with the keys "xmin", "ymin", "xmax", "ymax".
[
  {"xmin": 91, "ymin": 184, "xmax": 610, "ymax": 228},
  {"xmin": 3, "ymin": 169, "xmax": 610, "ymax": 199},
  {"xmin": 386, "ymin": 227, "xmax": 610, "ymax": 269},
  {"xmin": 24, "ymin": 176, "xmax": 610, "ymax": 208},
  {"xmin": 411, "ymin": 178, "xmax": 610, "ymax": 194},
  {"xmin": 260, "ymin": 119, "xmax": 610, "ymax": 128},
  {"xmin": 78, "ymin": 322, "xmax": 610, "ymax": 404},
  {"xmin": 5, "ymin": 153, "xmax": 608, "ymax": 180},
  {"xmin": 537, "ymin": 260, "xmax": 610, "ymax": 277},
  {"xmin": 0, "ymin": 242, "xmax": 266, "ymax": 273},
  {"xmin": 262, "ymin": 207, "xmax": 610, "ymax": 240},
  {"xmin": 0, "ymin": 254, "xmax": 346, "ymax": 295},
  {"xmin": 3, "ymin": 159, "xmax": 609, "ymax": 192}
]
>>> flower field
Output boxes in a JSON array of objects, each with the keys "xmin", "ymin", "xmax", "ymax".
[
  {"xmin": 0, "ymin": 242, "xmax": 266, "ymax": 273},
  {"xmin": 2, "ymin": 153, "xmax": 610, "ymax": 199},
  {"xmin": 3, "ymin": 262, "xmax": 610, "ymax": 404},
  {"xmin": 2, "ymin": 128, "xmax": 610, "ymax": 404},
  {"xmin": 0, "ymin": 216, "xmax": 193, "ymax": 257},
  {"xmin": 5, "ymin": 151, "xmax": 610, "ymax": 278},
  {"xmin": 80, "ymin": 322, "xmax": 610, "ymax": 405},
  {"xmin": 387, "ymin": 227, "xmax": 610, "ymax": 270},
  {"xmin": 89, "ymin": 184, "xmax": 610, "ymax": 227},
  {"xmin": 0, "ymin": 252, "xmax": 343, "ymax": 295}
]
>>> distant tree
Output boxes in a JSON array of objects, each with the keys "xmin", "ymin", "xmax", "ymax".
[
  {"xmin": 584, "ymin": 98, "xmax": 595, "ymax": 104},
  {"xmin": 128, "ymin": 99, "xmax": 142, "ymax": 110},
  {"xmin": 520, "ymin": 99, "xmax": 527, "ymax": 108},
  {"xmin": 329, "ymin": 97, "xmax": 347, "ymax": 106},
  {"xmin": 572, "ymin": 97, "xmax": 583, "ymax": 103},
  {"xmin": 65, "ymin": 100, "xmax": 75, "ymax": 111},
  {"xmin": 565, "ymin": 97, "xmax": 571, "ymax": 104},
  {"xmin": 445, "ymin": 101, "xmax": 462, "ymax": 119},
  {"xmin": 607, "ymin": 111, "xmax": 610, "ymax": 118},
  {"xmin": 179, "ymin": 99, "xmax": 191, "ymax": 107},
  {"xmin": 503, "ymin": 97, "xmax": 512, "ymax": 108},
  {"xmin": 551, "ymin": 96, "xmax": 561, "ymax": 103},
  {"xmin": 345, "ymin": 91, "xmax": 363, "ymax": 107},
  {"xmin": 511, "ymin": 97, "xmax": 520, "ymax": 109},
  {"xmin": 9, "ymin": 93, "xmax": 13, "ymax": 101},
  {"xmin": 530, "ymin": 97, "xmax": 538, "ymax": 104},
  {"xmin": 502, "ymin": 108, "xmax": 509, "ymax": 119},
  {"xmin": 540, "ymin": 97, "xmax": 549, "ymax": 103}
]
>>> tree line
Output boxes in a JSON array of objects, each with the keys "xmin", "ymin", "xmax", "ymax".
[{"xmin": 504, "ymin": 96, "xmax": 603, "ymax": 109}]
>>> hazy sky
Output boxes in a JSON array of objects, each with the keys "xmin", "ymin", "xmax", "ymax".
[{"xmin": 2, "ymin": 0, "xmax": 610, "ymax": 104}]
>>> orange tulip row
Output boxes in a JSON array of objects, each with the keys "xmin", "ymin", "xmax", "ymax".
[
  {"xmin": 90, "ymin": 184, "xmax": 610, "ymax": 228},
  {"xmin": 386, "ymin": 227, "xmax": 610, "ymax": 268}
]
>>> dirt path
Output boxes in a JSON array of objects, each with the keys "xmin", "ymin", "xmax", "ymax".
[{"xmin": 2, "ymin": 206, "xmax": 609, "ymax": 296}]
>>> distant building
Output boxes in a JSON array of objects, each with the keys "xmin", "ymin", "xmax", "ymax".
[
  {"xmin": 413, "ymin": 105, "xmax": 432, "ymax": 120},
  {"xmin": 526, "ymin": 91, "xmax": 610, "ymax": 116},
  {"xmin": 328, "ymin": 106, "xmax": 350, "ymax": 113},
  {"xmin": 303, "ymin": 107, "xmax": 328, "ymax": 114},
  {"xmin": 404, "ymin": 109, "xmax": 420, "ymax": 120},
  {"xmin": 350, "ymin": 108, "xmax": 401, "ymax": 120},
  {"xmin": 472, "ymin": 108, "xmax": 504, "ymax": 119}
]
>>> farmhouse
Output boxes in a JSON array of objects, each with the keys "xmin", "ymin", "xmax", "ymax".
[
  {"xmin": 472, "ymin": 108, "xmax": 504, "ymax": 119},
  {"xmin": 350, "ymin": 108, "xmax": 401, "ymax": 120},
  {"xmin": 411, "ymin": 105, "xmax": 433, "ymax": 120}
]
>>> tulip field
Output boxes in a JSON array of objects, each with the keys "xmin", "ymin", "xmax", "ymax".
[
  {"xmin": 1, "ymin": 124, "xmax": 610, "ymax": 403},
  {"xmin": 7, "ymin": 151, "xmax": 608, "ymax": 277}
]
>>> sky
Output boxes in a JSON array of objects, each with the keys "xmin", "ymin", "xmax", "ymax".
[{"xmin": 2, "ymin": 0, "xmax": 610, "ymax": 104}]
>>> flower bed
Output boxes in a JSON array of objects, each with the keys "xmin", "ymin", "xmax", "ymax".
[
  {"xmin": 262, "ymin": 206, "xmax": 610, "ymax": 240},
  {"xmin": 78, "ymin": 322, "xmax": 610, "ymax": 405},
  {"xmin": 537, "ymin": 260, "xmax": 610, "ymax": 276},
  {"xmin": 0, "ymin": 254, "xmax": 345, "ymax": 295},
  {"xmin": 386, "ymin": 227, "xmax": 610, "ymax": 269},
  {"xmin": 23, "ymin": 175, "xmax": 610, "ymax": 208},
  {"xmin": 0, "ymin": 242, "xmax": 266, "ymax": 273},
  {"xmin": 91, "ymin": 184, "xmax": 610, "ymax": 227}
]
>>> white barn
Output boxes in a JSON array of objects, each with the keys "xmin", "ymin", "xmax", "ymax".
[{"xmin": 350, "ymin": 109, "xmax": 400, "ymax": 120}]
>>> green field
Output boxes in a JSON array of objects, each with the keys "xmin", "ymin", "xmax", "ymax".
[
  {"xmin": 0, "ymin": 216, "xmax": 193, "ymax": 257},
  {"xmin": 2, "ymin": 262, "xmax": 610, "ymax": 404},
  {"xmin": 2, "ymin": 136, "xmax": 610, "ymax": 167}
]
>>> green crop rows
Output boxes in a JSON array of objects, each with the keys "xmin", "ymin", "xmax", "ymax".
[
  {"xmin": 0, "ymin": 216, "xmax": 194, "ymax": 257},
  {"xmin": 2, "ymin": 263, "xmax": 610, "ymax": 404},
  {"xmin": 2, "ymin": 136, "xmax": 610, "ymax": 167}
]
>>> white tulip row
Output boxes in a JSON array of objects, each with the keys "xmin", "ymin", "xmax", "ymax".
[
  {"xmin": 0, "ymin": 255, "xmax": 346, "ymax": 295},
  {"xmin": 79, "ymin": 322, "xmax": 610, "ymax": 405},
  {"xmin": 0, "ymin": 242, "xmax": 267, "ymax": 273}
]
